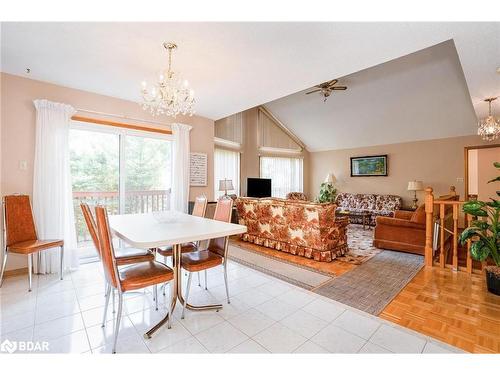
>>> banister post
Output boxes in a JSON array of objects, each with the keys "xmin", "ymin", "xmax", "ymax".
[{"xmin": 424, "ymin": 187, "xmax": 434, "ymax": 267}]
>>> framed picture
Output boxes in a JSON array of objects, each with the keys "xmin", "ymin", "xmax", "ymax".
[{"xmin": 350, "ymin": 155, "xmax": 388, "ymax": 177}]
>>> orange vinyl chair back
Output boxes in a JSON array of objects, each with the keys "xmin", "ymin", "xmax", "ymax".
[
  {"xmin": 94, "ymin": 206, "xmax": 120, "ymax": 289},
  {"xmin": 213, "ymin": 197, "xmax": 233, "ymax": 223},
  {"xmin": 4, "ymin": 195, "xmax": 37, "ymax": 247},
  {"xmin": 80, "ymin": 203, "xmax": 101, "ymax": 257},
  {"xmin": 192, "ymin": 196, "xmax": 208, "ymax": 218}
]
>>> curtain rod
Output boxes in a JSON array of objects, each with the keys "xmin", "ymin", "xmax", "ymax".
[{"xmin": 74, "ymin": 108, "xmax": 171, "ymax": 128}]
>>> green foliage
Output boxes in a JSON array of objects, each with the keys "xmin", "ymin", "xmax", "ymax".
[
  {"xmin": 459, "ymin": 161, "xmax": 500, "ymax": 266},
  {"xmin": 317, "ymin": 182, "xmax": 337, "ymax": 203}
]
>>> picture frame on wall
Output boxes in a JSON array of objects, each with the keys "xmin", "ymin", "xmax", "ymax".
[{"xmin": 350, "ymin": 155, "xmax": 388, "ymax": 177}]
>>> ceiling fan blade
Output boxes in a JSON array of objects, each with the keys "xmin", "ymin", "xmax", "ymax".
[
  {"xmin": 305, "ymin": 89, "xmax": 321, "ymax": 95},
  {"xmin": 326, "ymin": 79, "xmax": 338, "ymax": 87},
  {"xmin": 331, "ymin": 86, "xmax": 347, "ymax": 90}
]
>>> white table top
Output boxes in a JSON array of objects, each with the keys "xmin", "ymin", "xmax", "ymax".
[{"xmin": 108, "ymin": 211, "xmax": 247, "ymax": 249}]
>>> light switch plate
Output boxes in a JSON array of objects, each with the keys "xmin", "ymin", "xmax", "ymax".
[{"xmin": 456, "ymin": 177, "xmax": 464, "ymax": 183}]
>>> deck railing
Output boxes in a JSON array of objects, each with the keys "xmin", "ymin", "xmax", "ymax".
[{"xmin": 72, "ymin": 189, "xmax": 171, "ymax": 243}]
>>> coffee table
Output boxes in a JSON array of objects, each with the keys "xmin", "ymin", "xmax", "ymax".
[{"xmin": 336, "ymin": 210, "xmax": 372, "ymax": 230}]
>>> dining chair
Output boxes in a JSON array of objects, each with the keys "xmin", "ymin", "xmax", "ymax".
[
  {"xmin": 80, "ymin": 203, "xmax": 158, "ymax": 307},
  {"xmin": 156, "ymin": 195, "xmax": 207, "ymax": 287},
  {"xmin": 0, "ymin": 195, "xmax": 64, "ymax": 292},
  {"xmin": 94, "ymin": 205, "xmax": 174, "ymax": 353},
  {"xmin": 180, "ymin": 197, "xmax": 233, "ymax": 318}
]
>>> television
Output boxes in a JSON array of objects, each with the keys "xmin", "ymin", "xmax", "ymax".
[{"xmin": 247, "ymin": 178, "xmax": 271, "ymax": 198}]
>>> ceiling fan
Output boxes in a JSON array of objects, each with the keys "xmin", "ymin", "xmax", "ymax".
[{"xmin": 305, "ymin": 79, "xmax": 347, "ymax": 101}]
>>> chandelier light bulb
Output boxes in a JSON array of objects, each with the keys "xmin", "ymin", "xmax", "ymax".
[{"xmin": 139, "ymin": 42, "xmax": 195, "ymax": 117}]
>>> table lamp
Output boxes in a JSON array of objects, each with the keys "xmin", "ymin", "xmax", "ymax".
[
  {"xmin": 219, "ymin": 179, "xmax": 234, "ymax": 197},
  {"xmin": 407, "ymin": 180, "xmax": 424, "ymax": 210}
]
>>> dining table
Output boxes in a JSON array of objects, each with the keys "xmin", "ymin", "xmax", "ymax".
[{"xmin": 108, "ymin": 210, "xmax": 247, "ymax": 338}]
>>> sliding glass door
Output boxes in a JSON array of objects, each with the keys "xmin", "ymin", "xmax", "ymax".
[{"xmin": 69, "ymin": 122, "xmax": 172, "ymax": 262}]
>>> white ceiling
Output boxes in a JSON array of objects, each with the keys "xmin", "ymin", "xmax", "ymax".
[
  {"xmin": 265, "ymin": 40, "xmax": 480, "ymax": 151},
  {"xmin": 1, "ymin": 22, "xmax": 499, "ymax": 143}
]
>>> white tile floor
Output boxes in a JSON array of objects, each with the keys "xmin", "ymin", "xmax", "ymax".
[{"xmin": 0, "ymin": 260, "xmax": 464, "ymax": 354}]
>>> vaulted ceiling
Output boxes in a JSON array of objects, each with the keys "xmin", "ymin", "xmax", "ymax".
[
  {"xmin": 1, "ymin": 22, "xmax": 499, "ymax": 150},
  {"xmin": 265, "ymin": 40, "xmax": 480, "ymax": 151}
]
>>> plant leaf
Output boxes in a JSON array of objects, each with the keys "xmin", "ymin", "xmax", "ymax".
[
  {"xmin": 494, "ymin": 161, "xmax": 500, "ymax": 169},
  {"xmin": 459, "ymin": 227, "xmax": 482, "ymax": 244},
  {"xmin": 470, "ymin": 241, "xmax": 490, "ymax": 261},
  {"xmin": 487, "ymin": 176, "xmax": 500, "ymax": 183},
  {"xmin": 470, "ymin": 220, "xmax": 490, "ymax": 230}
]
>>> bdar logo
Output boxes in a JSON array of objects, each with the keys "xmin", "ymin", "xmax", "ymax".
[{"xmin": 0, "ymin": 339, "xmax": 17, "ymax": 354}]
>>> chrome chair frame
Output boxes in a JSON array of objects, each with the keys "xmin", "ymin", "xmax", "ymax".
[
  {"xmin": 96, "ymin": 207, "xmax": 173, "ymax": 354},
  {"xmin": 181, "ymin": 197, "xmax": 233, "ymax": 319}
]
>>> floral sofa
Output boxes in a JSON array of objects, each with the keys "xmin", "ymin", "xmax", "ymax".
[
  {"xmin": 235, "ymin": 197, "xmax": 348, "ymax": 262},
  {"xmin": 335, "ymin": 193, "xmax": 402, "ymax": 226}
]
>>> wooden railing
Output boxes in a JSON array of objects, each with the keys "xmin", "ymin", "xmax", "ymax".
[{"xmin": 424, "ymin": 186, "xmax": 482, "ymax": 274}]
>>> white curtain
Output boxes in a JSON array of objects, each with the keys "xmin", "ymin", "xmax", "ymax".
[
  {"xmin": 171, "ymin": 123, "xmax": 192, "ymax": 212},
  {"xmin": 214, "ymin": 148, "xmax": 240, "ymax": 198},
  {"xmin": 33, "ymin": 99, "xmax": 79, "ymax": 273},
  {"xmin": 260, "ymin": 156, "xmax": 303, "ymax": 198}
]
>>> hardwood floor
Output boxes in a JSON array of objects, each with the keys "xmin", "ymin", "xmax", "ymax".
[{"xmin": 379, "ymin": 266, "xmax": 500, "ymax": 353}]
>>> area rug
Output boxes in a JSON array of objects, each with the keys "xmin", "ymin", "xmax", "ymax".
[
  {"xmin": 312, "ymin": 250, "xmax": 424, "ymax": 315},
  {"xmin": 228, "ymin": 244, "xmax": 333, "ymax": 290},
  {"xmin": 337, "ymin": 224, "xmax": 382, "ymax": 265}
]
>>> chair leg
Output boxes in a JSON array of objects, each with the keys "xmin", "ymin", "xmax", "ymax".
[
  {"xmin": 197, "ymin": 272, "xmax": 201, "ymax": 287},
  {"xmin": 59, "ymin": 245, "xmax": 64, "ymax": 280},
  {"xmin": 181, "ymin": 272, "xmax": 192, "ymax": 319},
  {"xmin": 104, "ymin": 282, "xmax": 108, "ymax": 297},
  {"xmin": 204, "ymin": 269, "xmax": 208, "ymax": 290},
  {"xmin": 28, "ymin": 254, "xmax": 33, "ymax": 292},
  {"xmin": 102, "ymin": 284, "xmax": 112, "ymax": 327},
  {"xmin": 167, "ymin": 282, "xmax": 173, "ymax": 329},
  {"xmin": 0, "ymin": 248, "xmax": 8, "ymax": 288},
  {"xmin": 112, "ymin": 291, "xmax": 124, "ymax": 354},
  {"xmin": 154, "ymin": 285, "xmax": 158, "ymax": 311},
  {"xmin": 223, "ymin": 263, "xmax": 230, "ymax": 304},
  {"xmin": 112, "ymin": 289, "xmax": 116, "ymax": 313}
]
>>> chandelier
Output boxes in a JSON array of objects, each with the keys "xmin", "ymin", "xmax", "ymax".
[
  {"xmin": 140, "ymin": 42, "xmax": 195, "ymax": 117},
  {"xmin": 477, "ymin": 97, "xmax": 499, "ymax": 141}
]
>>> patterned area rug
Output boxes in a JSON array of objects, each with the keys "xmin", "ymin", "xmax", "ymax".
[
  {"xmin": 337, "ymin": 224, "xmax": 382, "ymax": 265},
  {"xmin": 313, "ymin": 250, "xmax": 424, "ymax": 315}
]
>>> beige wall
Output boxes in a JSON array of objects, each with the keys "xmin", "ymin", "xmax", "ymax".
[
  {"xmin": 308, "ymin": 135, "xmax": 495, "ymax": 208},
  {"xmin": 477, "ymin": 146, "xmax": 500, "ymax": 201},
  {"xmin": 0, "ymin": 73, "xmax": 214, "ymax": 271}
]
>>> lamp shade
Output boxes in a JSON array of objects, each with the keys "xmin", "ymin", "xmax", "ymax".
[
  {"xmin": 324, "ymin": 173, "xmax": 337, "ymax": 184},
  {"xmin": 219, "ymin": 179, "xmax": 234, "ymax": 192},
  {"xmin": 407, "ymin": 180, "xmax": 424, "ymax": 191}
]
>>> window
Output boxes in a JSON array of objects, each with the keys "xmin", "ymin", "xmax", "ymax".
[
  {"xmin": 214, "ymin": 148, "xmax": 240, "ymax": 198},
  {"xmin": 260, "ymin": 156, "xmax": 303, "ymax": 198},
  {"xmin": 69, "ymin": 121, "xmax": 172, "ymax": 261}
]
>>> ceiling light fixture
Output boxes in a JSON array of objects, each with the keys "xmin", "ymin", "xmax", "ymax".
[
  {"xmin": 477, "ymin": 97, "xmax": 500, "ymax": 141},
  {"xmin": 140, "ymin": 42, "xmax": 195, "ymax": 117}
]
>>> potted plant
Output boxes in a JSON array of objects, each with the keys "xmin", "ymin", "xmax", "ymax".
[
  {"xmin": 459, "ymin": 162, "xmax": 500, "ymax": 295},
  {"xmin": 317, "ymin": 181, "xmax": 337, "ymax": 203}
]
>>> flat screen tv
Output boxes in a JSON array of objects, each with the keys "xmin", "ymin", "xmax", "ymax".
[{"xmin": 247, "ymin": 178, "xmax": 271, "ymax": 198}]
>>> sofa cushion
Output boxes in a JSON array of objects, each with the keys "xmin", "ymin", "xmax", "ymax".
[
  {"xmin": 410, "ymin": 205, "xmax": 426, "ymax": 224},
  {"xmin": 353, "ymin": 194, "xmax": 376, "ymax": 210},
  {"xmin": 375, "ymin": 195, "xmax": 402, "ymax": 211}
]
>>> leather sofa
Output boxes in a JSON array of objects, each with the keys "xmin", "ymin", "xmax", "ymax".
[
  {"xmin": 235, "ymin": 197, "xmax": 348, "ymax": 262},
  {"xmin": 373, "ymin": 206, "xmax": 426, "ymax": 255},
  {"xmin": 335, "ymin": 193, "xmax": 402, "ymax": 226},
  {"xmin": 373, "ymin": 188, "xmax": 459, "ymax": 255}
]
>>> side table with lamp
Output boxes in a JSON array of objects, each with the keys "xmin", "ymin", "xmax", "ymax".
[{"xmin": 407, "ymin": 180, "xmax": 424, "ymax": 210}]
